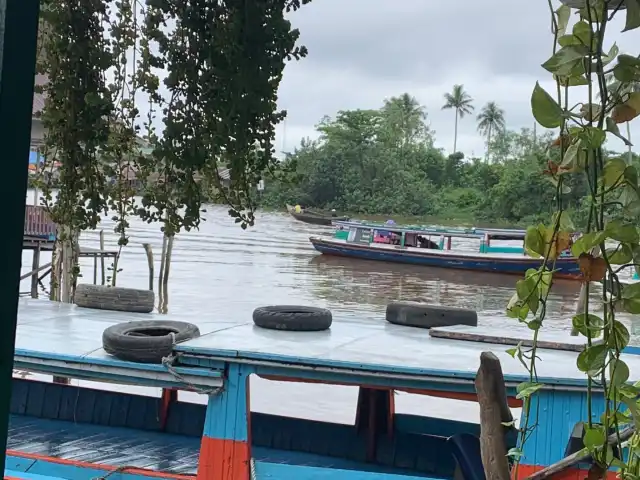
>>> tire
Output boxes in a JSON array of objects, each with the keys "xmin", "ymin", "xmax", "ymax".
[
  {"xmin": 102, "ymin": 320, "xmax": 200, "ymax": 363},
  {"xmin": 74, "ymin": 284, "xmax": 155, "ymax": 313},
  {"xmin": 253, "ymin": 305, "xmax": 332, "ymax": 331},
  {"xmin": 386, "ymin": 301, "xmax": 477, "ymax": 329}
]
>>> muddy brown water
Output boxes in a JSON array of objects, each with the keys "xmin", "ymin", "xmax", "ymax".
[{"xmin": 18, "ymin": 197, "xmax": 640, "ymax": 424}]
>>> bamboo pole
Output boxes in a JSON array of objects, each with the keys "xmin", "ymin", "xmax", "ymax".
[{"xmin": 143, "ymin": 243, "xmax": 154, "ymax": 291}]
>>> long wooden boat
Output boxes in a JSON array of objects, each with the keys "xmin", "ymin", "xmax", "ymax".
[
  {"xmin": 286, "ymin": 204, "xmax": 349, "ymax": 226},
  {"xmin": 310, "ymin": 221, "xmax": 581, "ymax": 279},
  {"xmin": 7, "ymin": 297, "xmax": 639, "ymax": 479}
]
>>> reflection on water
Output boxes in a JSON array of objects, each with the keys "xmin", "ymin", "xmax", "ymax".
[{"xmin": 18, "ymin": 197, "xmax": 640, "ymax": 423}]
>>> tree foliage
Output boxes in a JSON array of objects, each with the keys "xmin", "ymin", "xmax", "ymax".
[{"xmin": 261, "ymin": 93, "xmax": 633, "ymax": 227}]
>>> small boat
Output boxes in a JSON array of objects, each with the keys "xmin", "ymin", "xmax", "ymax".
[
  {"xmin": 286, "ymin": 204, "xmax": 349, "ymax": 226},
  {"xmin": 310, "ymin": 220, "xmax": 581, "ymax": 279},
  {"xmin": 8, "ymin": 297, "xmax": 638, "ymax": 479}
]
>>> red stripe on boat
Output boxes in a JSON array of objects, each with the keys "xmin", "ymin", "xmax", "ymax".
[
  {"xmin": 197, "ymin": 436, "xmax": 250, "ymax": 480},
  {"xmin": 6, "ymin": 450, "xmax": 195, "ymax": 479}
]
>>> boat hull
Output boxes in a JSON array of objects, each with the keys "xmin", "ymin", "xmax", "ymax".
[
  {"xmin": 289, "ymin": 211, "xmax": 349, "ymax": 226},
  {"xmin": 310, "ymin": 237, "xmax": 582, "ymax": 279}
]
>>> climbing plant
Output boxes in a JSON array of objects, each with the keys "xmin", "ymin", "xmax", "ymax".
[
  {"xmin": 506, "ymin": 0, "xmax": 640, "ymax": 477},
  {"xmin": 135, "ymin": 0, "xmax": 311, "ymax": 309},
  {"xmin": 35, "ymin": 0, "xmax": 310, "ymax": 305}
]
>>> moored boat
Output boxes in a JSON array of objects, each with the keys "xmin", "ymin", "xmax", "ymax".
[
  {"xmin": 286, "ymin": 204, "xmax": 349, "ymax": 226},
  {"xmin": 7, "ymin": 297, "xmax": 638, "ymax": 479},
  {"xmin": 310, "ymin": 220, "xmax": 581, "ymax": 279}
]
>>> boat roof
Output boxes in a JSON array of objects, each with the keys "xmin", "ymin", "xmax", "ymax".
[
  {"xmin": 333, "ymin": 221, "xmax": 526, "ymax": 240},
  {"xmin": 14, "ymin": 298, "xmax": 640, "ymax": 389}
]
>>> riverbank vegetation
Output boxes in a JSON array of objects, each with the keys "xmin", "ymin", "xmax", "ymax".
[{"xmin": 261, "ymin": 93, "xmax": 638, "ymax": 228}]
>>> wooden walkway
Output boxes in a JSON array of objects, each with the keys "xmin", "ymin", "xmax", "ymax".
[{"xmin": 21, "ymin": 206, "xmax": 118, "ymax": 298}]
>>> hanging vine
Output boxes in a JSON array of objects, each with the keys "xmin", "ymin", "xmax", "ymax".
[
  {"xmin": 507, "ymin": 0, "xmax": 640, "ymax": 477},
  {"xmin": 135, "ymin": 0, "xmax": 312, "ymax": 309}
]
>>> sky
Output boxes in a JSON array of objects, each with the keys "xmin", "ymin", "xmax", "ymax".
[{"xmin": 272, "ymin": 0, "xmax": 640, "ymax": 159}]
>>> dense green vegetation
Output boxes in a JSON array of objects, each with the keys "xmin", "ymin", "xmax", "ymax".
[{"xmin": 261, "ymin": 93, "xmax": 637, "ymax": 227}]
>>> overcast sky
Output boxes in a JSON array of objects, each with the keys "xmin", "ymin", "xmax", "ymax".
[{"xmin": 273, "ymin": 0, "xmax": 640, "ymax": 159}]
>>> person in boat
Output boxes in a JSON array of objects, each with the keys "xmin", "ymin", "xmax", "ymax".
[
  {"xmin": 331, "ymin": 209, "xmax": 337, "ymax": 217},
  {"xmin": 294, "ymin": 204, "xmax": 302, "ymax": 213},
  {"xmin": 417, "ymin": 235, "xmax": 439, "ymax": 249}
]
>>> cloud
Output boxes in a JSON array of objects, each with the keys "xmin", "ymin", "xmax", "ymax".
[{"xmin": 275, "ymin": 0, "xmax": 640, "ymax": 158}]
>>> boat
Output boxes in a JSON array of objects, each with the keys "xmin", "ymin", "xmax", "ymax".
[
  {"xmin": 286, "ymin": 204, "xmax": 349, "ymax": 226},
  {"xmin": 310, "ymin": 220, "xmax": 581, "ymax": 279},
  {"xmin": 6, "ymin": 297, "xmax": 637, "ymax": 479}
]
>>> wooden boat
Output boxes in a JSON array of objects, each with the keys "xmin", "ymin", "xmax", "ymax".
[
  {"xmin": 7, "ymin": 297, "xmax": 639, "ymax": 479},
  {"xmin": 310, "ymin": 220, "xmax": 581, "ymax": 280},
  {"xmin": 286, "ymin": 204, "xmax": 349, "ymax": 226}
]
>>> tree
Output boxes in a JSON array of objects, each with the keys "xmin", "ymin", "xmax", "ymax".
[
  {"xmin": 441, "ymin": 84, "xmax": 474, "ymax": 154},
  {"xmin": 476, "ymin": 101, "xmax": 505, "ymax": 162}
]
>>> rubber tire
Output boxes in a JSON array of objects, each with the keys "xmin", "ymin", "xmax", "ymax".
[
  {"xmin": 253, "ymin": 305, "xmax": 332, "ymax": 331},
  {"xmin": 74, "ymin": 284, "xmax": 155, "ymax": 313},
  {"xmin": 386, "ymin": 301, "xmax": 478, "ymax": 329},
  {"xmin": 102, "ymin": 320, "xmax": 200, "ymax": 363}
]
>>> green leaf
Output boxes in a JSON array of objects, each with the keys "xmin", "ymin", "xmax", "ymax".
[
  {"xmin": 516, "ymin": 382, "xmax": 544, "ymax": 399},
  {"xmin": 558, "ymin": 35, "xmax": 580, "ymax": 47},
  {"xmin": 559, "ymin": 141, "xmax": 580, "ymax": 172},
  {"xmin": 506, "ymin": 347, "xmax": 518, "ymax": 358},
  {"xmin": 542, "ymin": 45, "xmax": 589, "ymax": 77},
  {"xmin": 579, "ymin": 126, "xmax": 605, "ymax": 148},
  {"xmin": 606, "ymin": 244, "xmax": 633, "ymax": 265},
  {"xmin": 612, "ymin": 320, "xmax": 631, "ymax": 350},
  {"xmin": 556, "ymin": 4, "xmax": 571, "ymax": 37},
  {"xmin": 571, "ymin": 231, "xmax": 606, "ymax": 257},
  {"xmin": 583, "ymin": 426, "xmax": 606, "ymax": 449},
  {"xmin": 572, "ymin": 313, "xmax": 604, "ymax": 338},
  {"xmin": 624, "ymin": 0, "xmax": 640, "ymax": 32},
  {"xmin": 605, "ymin": 219, "xmax": 639, "ymax": 243},
  {"xmin": 580, "ymin": 1, "xmax": 605, "ymax": 22},
  {"xmin": 625, "ymin": 165, "xmax": 639, "ymax": 188},
  {"xmin": 506, "ymin": 292, "xmax": 530, "ymax": 320},
  {"xmin": 606, "ymin": 117, "xmax": 632, "ymax": 146},
  {"xmin": 524, "ymin": 225, "xmax": 545, "ymax": 257},
  {"xmin": 603, "ymin": 158, "xmax": 627, "ymax": 188},
  {"xmin": 507, "ymin": 447, "xmax": 523, "ymax": 459},
  {"xmin": 516, "ymin": 277, "xmax": 539, "ymax": 314},
  {"xmin": 602, "ymin": 43, "xmax": 619, "ymax": 67},
  {"xmin": 531, "ymin": 82, "xmax": 563, "ymax": 129},
  {"xmin": 613, "ymin": 54, "xmax": 640, "ymax": 83},
  {"xmin": 572, "ymin": 21, "xmax": 593, "ymax": 49},
  {"xmin": 577, "ymin": 344, "xmax": 607, "ymax": 377},
  {"xmin": 610, "ymin": 358, "xmax": 630, "ymax": 388}
]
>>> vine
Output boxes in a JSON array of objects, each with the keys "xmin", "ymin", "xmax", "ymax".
[
  {"xmin": 508, "ymin": 0, "xmax": 640, "ymax": 476},
  {"xmin": 35, "ymin": 0, "xmax": 310, "ymax": 306}
]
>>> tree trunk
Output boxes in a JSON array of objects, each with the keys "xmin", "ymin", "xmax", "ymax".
[
  {"xmin": 453, "ymin": 109, "xmax": 459, "ymax": 153},
  {"xmin": 51, "ymin": 226, "xmax": 79, "ymax": 303},
  {"xmin": 475, "ymin": 352, "xmax": 512, "ymax": 480},
  {"xmin": 486, "ymin": 125, "xmax": 492, "ymax": 163}
]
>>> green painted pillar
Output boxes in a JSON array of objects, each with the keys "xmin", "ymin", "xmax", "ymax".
[{"xmin": 0, "ymin": 0, "xmax": 41, "ymax": 473}]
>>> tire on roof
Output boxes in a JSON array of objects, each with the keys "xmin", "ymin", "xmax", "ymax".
[
  {"xmin": 253, "ymin": 305, "xmax": 332, "ymax": 331},
  {"xmin": 386, "ymin": 301, "xmax": 477, "ymax": 329},
  {"xmin": 102, "ymin": 320, "xmax": 201, "ymax": 363},
  {"xmin": 74, "ymin": 284, "xmax": 155, "ymax": 314}
]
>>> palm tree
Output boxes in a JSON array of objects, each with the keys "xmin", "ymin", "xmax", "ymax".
[
  {"xmin": 604, "ymin": 75, "xmax": 640, "ymax": 164},
  {"xmin": 477, "ymin": 102, "xmax": 506, "ymax": 162},
  {"xmin": 441, "ymin": 84, "xmax": 474, "ymax": 153}
]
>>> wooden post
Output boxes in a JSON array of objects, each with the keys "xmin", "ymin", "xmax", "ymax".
[
  {"xmin": 30, "ymin": 244, "xmax": 40, "ymax": 298},
  {"xmin": 143, "ymin": 243, "xmax": 154, "ymax": 291},
  {"xmin": 355, "ymin": 387, "xmax": 395, "ymax": 462},
  {"xmin": 475, "ymin": 352, "xmax": 512, "ymax": 480}
]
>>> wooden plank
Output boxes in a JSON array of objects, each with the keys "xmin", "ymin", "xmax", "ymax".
[{"xmin": 429, "ymin": 325, "xmax": 595, "ymax": 352}]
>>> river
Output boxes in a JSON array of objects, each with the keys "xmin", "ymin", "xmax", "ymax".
[{"xmin": 18, "ymin": 197, "xmax": 639, "ymax": 425}]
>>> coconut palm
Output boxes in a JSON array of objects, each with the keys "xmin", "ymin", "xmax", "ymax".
[
  {"xmin": 604, "ymin": 75, "xmax": 640, "ymax": 164},
  {"xmin": 477, "ymin": 101, "xmax": 506, "ymax": 162},
  {"xmin": 442, "ymin": 85, "xmax": 474, "ymax": 154}
]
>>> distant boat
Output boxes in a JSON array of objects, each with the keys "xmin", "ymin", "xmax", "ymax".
[
  {"xmin": 310, "ymin": 220, "xmax": 581, "ymax": 279},
  {"xmin": 286, "ymin": 204, "xmax": 349, "ymax": 226}
]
